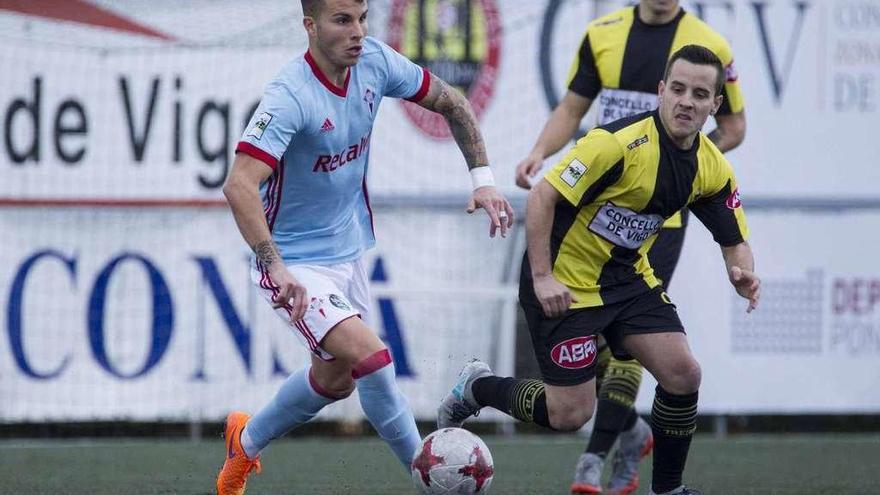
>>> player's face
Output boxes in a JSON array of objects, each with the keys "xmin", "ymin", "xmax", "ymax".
[
  {"xmin": 309, "ymin": 0, "xmax": 369, "ymax": 68},
  {"xmin": 640, "ymin": 0, "xmax": 680, "ymax": 17},
  {"xmin": 657, "ymin": 59, "xmax": 723, "ymax": 145}
]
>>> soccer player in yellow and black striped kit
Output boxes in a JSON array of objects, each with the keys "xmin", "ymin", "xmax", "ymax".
[
  {"xmin": 515, "ymin": 2, "xmax": 746, "ymax": 493},
  {"xmin": 438, "ymin": 46, "xmax": 760, "ymax": 495}
]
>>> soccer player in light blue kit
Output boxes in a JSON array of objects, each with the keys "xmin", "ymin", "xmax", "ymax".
[{"xmin": 215, "ymin": 1, "xmax": 514, "ymax": 493}]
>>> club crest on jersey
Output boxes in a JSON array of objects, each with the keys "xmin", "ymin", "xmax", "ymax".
[
  {"xmin": 247, "ymin": 112, "xmax": 273, "ymax": 140},
  {"xmin": 388, "ymin": 0, "xmax": 501, "ymax": 139},
  {"xmin": 329, "ymin": 294, "xmax": 351, "ymax": 311},
  {"xmin": 560, "ymin": 158, "xmax": 587, "ymax": 187},
  {"xmin": 551, "ymin": 336, "xmax": 597, "ymax": 369},
  {"xmin": 363, "ymin": 88, "xmax": 376, "ymax": 114},
  {"xmin": 726, "ymin": 187, "xmax": 742, "ymax": 209}
]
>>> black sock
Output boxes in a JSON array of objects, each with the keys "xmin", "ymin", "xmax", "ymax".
[
  {"xmin": 585, "ymin": 398, "xmax": 631, "ymax": 457},
  {"xmin": 472, "ymin": 376, "xmax": 553, "ymax": 429},
  {"xmin": 586, "ymin": 356, "xmax": 643, "ymax": 456},
  {"xmin": 651, "ymin": 385, "xmax": 698, "ymax": 494},
  {"xmin": 472, "ymin": 376, "xmax": 516, "ymax": 409}
]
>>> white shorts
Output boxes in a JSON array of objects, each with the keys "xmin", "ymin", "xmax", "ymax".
[{"xmin": 251, "ymin": 258, "xmax": 372, "ymax": 361}]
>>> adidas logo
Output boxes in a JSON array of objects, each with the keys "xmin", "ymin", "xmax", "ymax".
[{"xmin": 320, "ymin": 117, "xmax": 335, "ymax": 133}]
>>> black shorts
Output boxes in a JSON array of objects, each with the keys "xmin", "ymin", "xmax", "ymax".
[
  {"xmin": 520, "ymin": 287, "xmax": 684, "ymax": 386},
  {"xmin": 648, "ymin": 221, "xmax": 687, "ymax": 289}
]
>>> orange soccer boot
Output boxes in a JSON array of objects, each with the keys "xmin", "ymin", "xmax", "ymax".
[{"xmin": 216, "ymin": 411, "xmax": 262, "ymax": 495}]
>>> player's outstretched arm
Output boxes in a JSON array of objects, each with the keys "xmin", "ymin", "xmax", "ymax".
[
  {"xmin": 515, "ymin": 91, "xmax": 592, "ymax": 190},
  {"xmin": 720, "ymin": 241, "xmax": 760, "ymax": 313},
  {"xmin": 223, "ymin": 154, "xmax": 308, "ymax": 320},
  {"xmin": 709, "ymin": 110, "xmax": 746, "ymax": 152},
  {"xmin": 526, "ymin": 180, "xmax": 575, "ymax": 317},
  {"xmin": 416, "ymin": 73, "xmax": 514, "ymax": 237}
]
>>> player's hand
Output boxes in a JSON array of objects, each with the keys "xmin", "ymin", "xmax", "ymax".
[
  {"xmin": 466, "ymin": 186, "xmax": 514, "ymax": 238},
  {"xmin": 267, "ymin": 265, "xmax": 309, "ymax": 321},
  {"xmin": 533, "ymin": 273, "xmax": 575, "ymax": 318},
  {"xmin": 729, "ymin": 266, "xmax": 760, "ymax": 313},
  {"xmin": 515, "ymin": 152, "xmax": 544, "ymax": 190}
]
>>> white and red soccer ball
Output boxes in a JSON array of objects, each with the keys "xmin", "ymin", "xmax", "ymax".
[{"xmin": 411, "ymin": 428, "xmax": 495, "ymax": 494}]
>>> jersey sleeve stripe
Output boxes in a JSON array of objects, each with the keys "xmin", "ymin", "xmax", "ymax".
[
  {"xmin": 405, "ymin": 67, "xmax": 431, "ymax": 102},
  {"xmin": 266, "ymin": 159, "xmax": 284, "ymax": 232},
  {"xmin": 361, "ymin": 176, "xmax": 375, "ymax": 236},
  {"xmin": 236, "ymin": 141, "xmax": 278, "ymax": 169}
]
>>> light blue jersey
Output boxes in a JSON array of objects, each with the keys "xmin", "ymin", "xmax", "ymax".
[{"xmin": 237, "ymin": 37, "xmax": 429, "ymax": 265}]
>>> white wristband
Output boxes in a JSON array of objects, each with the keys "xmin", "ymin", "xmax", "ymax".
[{"xmin": 470, "ymin": 166, "xmax": 495, "ymax": 190}]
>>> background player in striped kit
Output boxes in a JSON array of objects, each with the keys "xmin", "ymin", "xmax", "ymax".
[
  {"xmin": 516, "ymin": 2, "xmax": 747, "ymax": 493},
  {"xmin": 216, "ymin": 1, "xmax": 514, "ymax": 494}
]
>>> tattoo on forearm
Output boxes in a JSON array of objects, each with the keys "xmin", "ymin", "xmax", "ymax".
[
  {"xmin": 708, "ymin": 128, "xmax": 722, "ymax": 145},
  {"xmin": 434, "ymin": 82, "xmax": 488, "ymax": 170},
  {"xmin": 254, "ymin": 240, "xmax": 280, "ymax": 267}
]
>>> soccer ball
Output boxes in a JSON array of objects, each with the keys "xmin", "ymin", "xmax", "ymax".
[{"xmin": 411, "ymin": 427, "xmax": 494, "ymax": 494}]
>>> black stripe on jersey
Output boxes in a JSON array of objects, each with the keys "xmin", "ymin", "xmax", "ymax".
[
  {"xmin": 642, "ymin": 114, "xmax": 699, "ymax": 219},
  {"xmin": 569, "ymin": 34, "xmax": 602, "ymax": 98},
  {"xmin": 598, "ymin": 110, "xmax": 653, "ymax": 134},
  {"xmin": 596, "ymin": 245, "xmax": 649, "ymax": 303},
  {"xmin": 550, "ymin": 201, "xmax": 581, "ymax": 266},
  {"xmin": 619, "ymin": 7, "xmax": 685, "ymax": 93},
  {"xmin": 518, "ymin": 198, "xmax": 583, "ymax": 304},
  {"xmin": 689, "ymin": 179, "xmax": 744, "ymax": 247},
  {"xmin": 578, "ymin": 160, "xmax": 625, "ymax": 208}
]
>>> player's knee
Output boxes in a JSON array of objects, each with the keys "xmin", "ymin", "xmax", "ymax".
[
  {"xmin": 326, "ymin": 379, "xmax": 356, "ymax": 399},
  {"xmin": 689, "ymin": 361, "xmax": 702, "ymax": 390},
  {"xmin": 547, "ymin": 396, "xmax": 594, "ymax": 431},
  {"xmin": 549, "ymin": 407, "xmax": 592, "ymax": 432},
  {"xmin": 313, "ymin": 373, "xmax": 356, "ymax": 399},
  {"xmin": 662, "ymin": 358, "xmax": 701, "ymax": 394}
]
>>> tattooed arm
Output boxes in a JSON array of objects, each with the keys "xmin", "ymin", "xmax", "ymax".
[
  {"xmin": 223, "ymin": 154, "xmax": 307, "ymax": 319},
  {"xmin": 415, "ymin": 73, "xmax": 515, "ymax": 237},
  {"xmin": 253, "ymin": 240, "xmax": 283, "ymax": 270},
  {"xmin": 416, "ymin": 73, "xmax": 488, "ymax": 170}
]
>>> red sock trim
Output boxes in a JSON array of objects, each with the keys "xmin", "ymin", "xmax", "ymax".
[
  {"xmin": 308, "ymin": 368, "xmax": 345, "ymax": 401},
  {"xmin": 351, "ymin": 349, "xmax": 392, "ymax": 379}
]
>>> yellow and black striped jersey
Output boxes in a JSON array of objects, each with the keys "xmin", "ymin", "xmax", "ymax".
[
  {"xmin": 568, "ymin": 5, "xmax": 744, "ymax": 122},
  {"xmin": 566, "ymin": 5, "xmax": 744, "ymax": 230},
  {"xmin": 537, "ymin": 111, "xmax": 748, "ymax": 308}
]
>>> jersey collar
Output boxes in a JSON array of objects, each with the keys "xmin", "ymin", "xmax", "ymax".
[
  {"xmin": 633, "ymin": 5, "xmax": 686, "ymax": 29},
  {"xmin": 305, "ymin": 50, "xmax": 351, "ymax": 97},
  {"xmin": 652, "ymin": 111, "xmax": 700, "ymax": 155}
]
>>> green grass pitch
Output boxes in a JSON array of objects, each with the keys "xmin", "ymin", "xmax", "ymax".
[{"xmin": 2, "ymin": 434, "xmax": 878, "ymax": 494}]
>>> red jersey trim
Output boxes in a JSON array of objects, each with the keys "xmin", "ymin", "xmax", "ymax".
[
  {"xmin": 362, "ymin": 177, "xmax": 375, "ymax": 237},
  {"xmin": 305, "ymin": 50, "xmax": 350, "ymax": 97},
  {"xmin": 236, "ymin": 142, "xmax": 278, "ymax": 169},
  {"xmin": 405, "ymin": 67, "xmax": 431, "ymax": 102}
]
